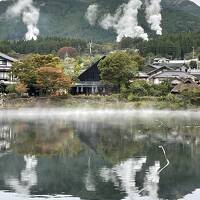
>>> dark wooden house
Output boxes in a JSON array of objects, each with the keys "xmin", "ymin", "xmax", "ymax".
[{"xmin": 71, "ymin": 57, "xmax": 106, "ymax": 95}]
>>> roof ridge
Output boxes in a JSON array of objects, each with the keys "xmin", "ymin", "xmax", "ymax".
[{"xmin": 0, "ymin": 52, "xmax": 17, "ymax": 62}]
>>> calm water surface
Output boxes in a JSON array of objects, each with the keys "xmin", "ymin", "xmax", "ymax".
[{"xmin": 0, "ymin": 108, "xmax": 200, "ymax": 200}]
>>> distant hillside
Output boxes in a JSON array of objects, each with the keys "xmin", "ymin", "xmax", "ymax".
[{"xmin": 0, "ymin": 0, "xmax": 200, "ymax": 41}]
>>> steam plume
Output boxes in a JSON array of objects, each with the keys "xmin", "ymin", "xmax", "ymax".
[
  {"xmin": 99, "ymin": 0, "xmax": 148, "ymax": 42},
  {"xmin": 6, "ymin": 0, "xmax": 40, "ymax": 40},
  {"xmin": 145, "ymin": 0, "xmax": 162, "ymax": 35},
  {"xmin": 100, "ymin": 4, "xmax": 124, "ymax": 30},
  {"xmin": 85, "ymin": 4, "xmax": 99, "ymax": 26},
  {"xmin": 189, "ymin": 0, "xmax": 200, "ymax": 7}
]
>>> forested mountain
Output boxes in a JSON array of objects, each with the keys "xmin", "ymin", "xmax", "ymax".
[{"xmin": 0, "ymin": 0, "xmax": 200, "ymax": 41}]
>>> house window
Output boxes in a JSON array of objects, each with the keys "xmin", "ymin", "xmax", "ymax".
[
  {"xmin": 0, "ymin": 60, "xmax": 7, "ymax": 65},
  {"xmin": 0, "ymin": 72, "xmax": 4, "ymax": 79},
  {"xmin": 4, "ymin": 72, "xmax": 9, "ymax": 79},
  {"xmin": 0, "ymin": 72, "xmax": 10, "ymax": 80}
]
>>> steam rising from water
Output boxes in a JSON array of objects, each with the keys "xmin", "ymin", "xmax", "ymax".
[
  {"xmin": 0, "ymin": 108, "xmax": 199, "ymax": 122},
  {"xmin": 6, "ymin": 0, "xmax": 40, "ymax": 40}
]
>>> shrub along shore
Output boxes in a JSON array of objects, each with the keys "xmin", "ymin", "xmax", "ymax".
[{"xmin": 0, "ymin": 94, "xmax": 199, "ymax": 110}]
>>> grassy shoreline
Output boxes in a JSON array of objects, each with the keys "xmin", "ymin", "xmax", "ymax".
[{"xmin": 0, "ymin": 95, "xmax": 199, "ymax": 110}]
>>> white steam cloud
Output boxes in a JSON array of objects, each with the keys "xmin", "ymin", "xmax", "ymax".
[
  {"xmin": 189, "ymin": 0, "xmax": 200, "ymax": 6},
  {"xmin": 99, "ymin": 0, "xmax": 148, "ymax": 42},
  {"xmin": 99, "ymin": 4, "xmax": 124, "ymax": 32},
  {"xmin": 145, "ymin": 0, "xmax": 162, "ymax": 35},
  {"xmin": 6, "ymin": 0, "xmax": 40, "ymax": 41},
  {"xmin": 85, "ymin": 4, "xmax": 99, "ymax": 26},
  {"xmin": 86, "ymin": 0, "xmax": 163, "ymax": 41}
]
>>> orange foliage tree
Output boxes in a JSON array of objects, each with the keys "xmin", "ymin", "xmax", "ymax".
[
  {"xmin": 36, "ymin": 67, "xmax": 72, "ymax": 95},
  {"xmin": 15, "ymin": 83, "xmax": 28, "ymax": 95}
]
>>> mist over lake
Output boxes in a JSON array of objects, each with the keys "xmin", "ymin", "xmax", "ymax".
[{"xmin": 0, "ymin": 108, "xmax": 200, "ymax": 200}]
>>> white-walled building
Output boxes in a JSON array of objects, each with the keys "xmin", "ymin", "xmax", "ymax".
[{"xmin": 0, "ymin": 52, "xmax": 17, "ymax": 85}]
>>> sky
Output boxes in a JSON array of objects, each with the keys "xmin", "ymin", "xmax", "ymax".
[{"xmin": 189, "ymin": 0, "xmax": 200, "ymax": 6}]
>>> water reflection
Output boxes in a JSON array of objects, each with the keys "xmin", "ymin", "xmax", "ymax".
[
  {"xmin": 0, "ymin": 109, "xmax": 200, "ymax": 199},
  {"xmin": 84, "ymin": 157, "xmax": 96, "ymax": 192},
  {"xmin": 142, "ymin": 161, "xmax": 160, "ymax": 199},
  {"xmin": 6, "ymin": 155, "xmax": 38, "ymax": 195},
  {"xmin": 100, "ymin": 157, "xmax": 148, "ymax": 199},
  {"xmin": 0, "ymin": 125, "xmax": 13, "ymax": 152},
  {"xmin": 0, "ymin": 192, "xmax": 82, "ymax": 200},
  {"xmin": 100, "ymin": 155, "xmax": 165, "ymax": 200}
]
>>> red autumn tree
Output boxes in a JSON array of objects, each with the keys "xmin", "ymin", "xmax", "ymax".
[{"xmin": 58, "ymin": 47, "xmax": 78, "ymax": 59}]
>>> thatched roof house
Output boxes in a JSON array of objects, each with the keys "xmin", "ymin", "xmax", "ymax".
[{"xmin": 171, "ymin": 79, "xmax": 199, "ymax": 94}]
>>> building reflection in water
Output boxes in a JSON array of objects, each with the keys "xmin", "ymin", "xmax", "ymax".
[
  {"xmin": 6, "ymin": 155, "xmax": 38, "ymax": 195},
  {"xmin": 0, "ymin": 124, "xmax": 14, "ymax": 156}
]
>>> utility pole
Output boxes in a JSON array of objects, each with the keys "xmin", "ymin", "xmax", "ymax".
[
  {"xmin": 78, "ymin": 45, "xmax": 81, "ymax": 55},
  {"xmin": 148, "ymin": 56, "xmax": 151, "ymax": 64},
  {"xmin": 192, "ymin": 46, "xmax": 195, "ymax": 59},
  {"xmin": 89, "ymin": 41, "xmax": 93, "ymax": 56}
]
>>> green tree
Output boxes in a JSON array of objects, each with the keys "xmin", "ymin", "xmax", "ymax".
[
  {"xmin": 182, "ymin": 87, "xmax": 200, "ymax": 105},
  {"xmin": 190, "ymin": 61, "xmax": 197, "ymax": 69},
  {"xmin": 0, "ymin": 37, "xmax": 87, "ymax": 55},
  {"xmin": 126, "ymin": 80, "xmax": 172, "ymax": 98},
  {"xmin": 98, "ymin": 51, "xmax": 139, "ymax": 87},
  {"xmin": 119, "ymin": 37, "xmax": 143, "ymax": 50},
  {"xmin": 129, "ymin": 80, "xmax": 149, "ymax": 96},
  {"xmin": 128, "ymin": 51, "xmax": 145, "ymax": 71},
  {"xmin": 6, "ymin": 84, "xmax": 16, "ymax": 93}
]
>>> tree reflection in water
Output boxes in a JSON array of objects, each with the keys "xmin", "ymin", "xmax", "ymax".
[{"xmin": 11, "ymin": 122, "xmax": 83, "ymax": 156}]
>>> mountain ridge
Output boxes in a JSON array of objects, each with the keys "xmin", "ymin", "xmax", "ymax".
[{"xmin": 0, "ymin": 0, "xmax": 200, "ymax": 41}]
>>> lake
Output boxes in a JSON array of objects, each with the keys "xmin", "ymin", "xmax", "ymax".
[{"xmin": 0, "ymin": 108, "xmax": 200, "ymax": 200}]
